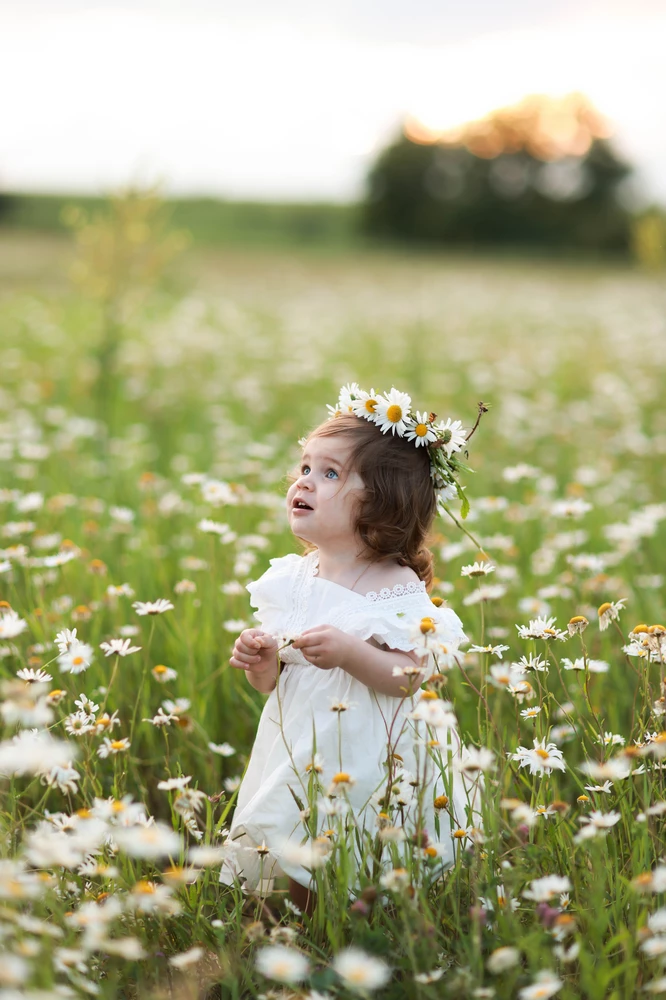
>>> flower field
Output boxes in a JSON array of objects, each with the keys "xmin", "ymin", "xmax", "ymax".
[{"xmin": 1, "ymin": 226, "xmax": 666, "ymax": 999}]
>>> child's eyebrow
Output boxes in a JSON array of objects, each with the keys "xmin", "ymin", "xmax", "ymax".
[{"xmin": 301, "ymin": 453, "xmax": 343, "ymax": 466}]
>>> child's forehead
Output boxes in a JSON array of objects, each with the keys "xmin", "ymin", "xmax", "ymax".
[{"xmin": 301, "ymin": 434, "xmax": 353, "ymax": 462}]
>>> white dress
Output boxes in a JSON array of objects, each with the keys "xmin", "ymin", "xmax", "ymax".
[{"xmin": 218, "ymin": 550, "xmax": 478, "ymax": 897}]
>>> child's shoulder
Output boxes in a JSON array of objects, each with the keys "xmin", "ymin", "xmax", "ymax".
[
  {"xmin": 264, "ymin": 551, "xmax": 307, "ymax": 575},
  {"xmin": 363, "ymin": 560, "xmax": 421, "ymax": 593}
]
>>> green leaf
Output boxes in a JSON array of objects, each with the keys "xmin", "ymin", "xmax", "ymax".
[{"xmin": 456, "ymin": 481, "xmax": 470, "ymax": 519}]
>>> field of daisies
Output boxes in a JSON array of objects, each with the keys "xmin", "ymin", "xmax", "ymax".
[{"xmin": 1, "ymin": 207, "xmax": 666, "ymax": 1000}]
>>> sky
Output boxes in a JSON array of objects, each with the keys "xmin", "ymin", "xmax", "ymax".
[{"xmin": 1, "ymin": 0, "xmax": 664, "ymax": 204}]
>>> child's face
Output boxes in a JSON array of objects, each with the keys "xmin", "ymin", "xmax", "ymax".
[{"xmin": 286, "ymin": 434, "xmax": 365, "ymax": 549}]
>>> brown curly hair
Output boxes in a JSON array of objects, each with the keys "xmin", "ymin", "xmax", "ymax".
[{"xmin": 295, "ymin": 413, "xmax": 437, "ymax": 589}]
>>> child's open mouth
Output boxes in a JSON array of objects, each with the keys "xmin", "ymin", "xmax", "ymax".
[{"xmin": 292, "ymin": 499, "xmax": 313, "ymax": 511}]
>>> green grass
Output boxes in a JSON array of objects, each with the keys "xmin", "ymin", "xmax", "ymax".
[
  {"xmin": 0, "ymin": 230, "xmax": 665, "ymax": 998},
  {"xmin": 0, "ymin": 193, "xmax": 359, "ymax": 248}
]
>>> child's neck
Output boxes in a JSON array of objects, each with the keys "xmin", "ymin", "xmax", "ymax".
[{"xmin": 315, "ymin": 542, "xmax": 373, "ymax": 586}]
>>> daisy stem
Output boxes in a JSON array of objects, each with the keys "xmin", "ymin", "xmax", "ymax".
[
  {"xmin": 99, "ymin": 655, "xmax": 120, "ymax": 719},
  {"xmin": 440, "ymin": 505, "xmax": 486, "ymax": 553}
]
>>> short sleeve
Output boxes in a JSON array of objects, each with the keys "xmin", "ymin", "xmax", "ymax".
[
  {"xmin": 245, "ymin": 553, "xmax": 303, "ymax": 631},
  {"xmin": 336, "ymin": 593, "xmax": 467, "ymax": 677}
]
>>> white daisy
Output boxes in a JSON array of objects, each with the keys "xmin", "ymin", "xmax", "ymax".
[
  {"xmin": 132, "ymin": 598, "xmax": 174, "ymax": 616},
  {"xmin": 598, "ymin": 599, "xmax": 626, "ymax": 631},
  {"xmin": 99, "ymin": 638, "xmax": 142, "ymax": 657},
  {"xmin": 404, "ymin": 411, "xmax": 438, "ymax": 447},
  {"xmin": 208, "ymin": 742, "xmax": 236, "ymax": 756},
  {"xmin": 509, "ymin": 739, "xmax": 566, "ymax": 774},
  {"xmin": 518, "ymin": 970, "xmax": 563, "ymax": 999},
  {"xmin": 333, "ymin": 947, "xmax": 391, "ymax": 991},
  {"xmin": 54, "ymin": 627, "xmax": 78, "ymax": 653},
  {"xmin": 522, "ymin": 874, "xmax": 571, "ymax": 901},
  {"xmin": 57, "ymin": 641, "xmax": 95, "ymax": 675},
  {"xmin": 373, "ymin": 388, "xmax": 412, "ymax": 436},
  {"xmin": 433, "ymin": 417, "xmax": 467, "ymax": 457},
  {"xmin": 337, "ymin": 382, "xmax": 362, "ymax": 413},
  {"xmin": 0, "ymin": 609, "xmax": 28, "ymax": 639},
  {"xmin": 97, "ymin": 737, "xmax": 131, "ymax": 758},
  {"xmin": 255, "ymin": 944, "xmax": 311, "ymax": 984},
  {"xmin": 350, "ymin": 387, "xmax": 381, "ymax": 421},
  {"xmin": 17, "ymin": 667, "xmax": 52, "ymax": 684}
]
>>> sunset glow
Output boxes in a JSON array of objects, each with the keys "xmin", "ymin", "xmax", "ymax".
[{"xmin": 0, "ymin": 5, "xmax": 663, "ymax": 201}]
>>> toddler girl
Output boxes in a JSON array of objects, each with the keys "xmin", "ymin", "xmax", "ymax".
[{"xmin": 219, "ymin": 385, "xmax": 481, "ymax": 916}]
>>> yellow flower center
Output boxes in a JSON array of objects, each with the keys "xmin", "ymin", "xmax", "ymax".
[
  {"xmin": 332, "ymin": 772, "xmax": 350, "ymax": 783},
  {"xmin": 134, "ymin": 881, "xmax": 155, "ymax": 894},
  {"xmin": 598, "ymin": 602, "xmax": 612, "ymax": 616},
  {"xmin": 110, "ymin": 740, "xmax": 126, "ymax": 751},
  {"xmin": 424, "ymin": 846, "xmax": 438, "ymax": 857},
  {"xmin": 420, "ymin": 617, "xmax": 436, "ymax": 634},
  {"xmin": 453, "ymin": 828, "xmax": 467, "ymax": 839},
  {"xmin": 72, "ymin": 656, "xmax": 84, "ymax": 666},
  {"xmin": 153, "ymin": 664, "xmax": 168, "ymax": 674},
  {"xmin": 434, "ymin": 795, "xmax": 449, "ymax": 810},
  {"xmin": 535, "ymin": 748, "xmax": 550, "ymax": 759},
  {"xmin": 415, "ymin": 423, "xmax": 428, "ymax": 437},
  {"xmin": 420, "ymin": 691, "xmax": 438, "ymax": 700},
  {"xmin": 569, "ymin": 616, "xmax": 588, "ymax": 625},
  {"xmin": 386, "ymin": 404, "xmax": 402, "ymax": 423},
  {"xmin": 430, "ymin": 596, "xmax": 443, "ymax": 607},
  {"xmin": 364, "ymin": 398, "xmax": 377, "ymax": 413},
  {"xmin": 111, "ymin": 801, "xmax": 125, "ymax": 812}
]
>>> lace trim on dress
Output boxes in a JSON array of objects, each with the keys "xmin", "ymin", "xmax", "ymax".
[
  {"xmin": 365, "ymin": 582, "xmax": 427, "ymax": 602},
  {"xmin": 285, "ymin": 550, "xmax": 318, "ymax": 634}
]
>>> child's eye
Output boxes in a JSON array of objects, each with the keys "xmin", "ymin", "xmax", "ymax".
[
  {"xmin": 325, "ymin": 469, "xmax": 339, "ymax": 479},
  {"xmin": 300, "ymin": 465, "xmax": 311, "ymax": 475}
]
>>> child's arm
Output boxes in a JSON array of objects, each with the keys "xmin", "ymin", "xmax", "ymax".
[
  {"xmin": 292, "ymin": 626, "xmax": 425, "ymax": 698},
  {"xmin": 230, "ymin": 628, "xmax": 280, "ymax": 694}
]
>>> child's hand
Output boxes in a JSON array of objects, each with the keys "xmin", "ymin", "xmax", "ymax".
[
  {"xmin": 292, "ymin": 625, "xmax": 354, "ymax": 671},
  {"xmin": 230, "ymin": 628, "xmax": 278, "ymax": 673}
]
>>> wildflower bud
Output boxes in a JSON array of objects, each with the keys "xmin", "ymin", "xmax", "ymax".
[
  {"xmin": 516, "ymin": 824, "xmax": 530, "ymax": 843},
  {"xmin": 360, "ymin": 886, "xmax": 377, "ymax": 904},
  {"xmin": 567, "ymin": 615, "xmax": 589, "ymax": 635},
  {"xmin": 433, "ymin": 795, "xmax": 449, "ymax": 810},
  {"xmin": 536, "ymin": 902, "xmax": 560, "ymax": 929},
  {"xmin": 349, "ymin": 900, "xmax": 370, "ymax": 918}
]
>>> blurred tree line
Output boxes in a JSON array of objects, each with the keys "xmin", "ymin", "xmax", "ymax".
[
  {"xmin": 1, "ymin": 91, "xmax": 665, "ymax": 263},
  {"xmin": 361, "ymin": 93, "xmax": 646, "ymax": 254}
]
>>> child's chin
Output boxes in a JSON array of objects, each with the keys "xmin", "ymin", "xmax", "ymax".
[{"xmin": 291, "ymin": 522, "xmax": 317, "ymax": 543}]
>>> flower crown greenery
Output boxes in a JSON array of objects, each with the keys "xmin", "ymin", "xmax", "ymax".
[{"xmin": 325, "ymin": 383, "xmax": 488, "ymax": 521}]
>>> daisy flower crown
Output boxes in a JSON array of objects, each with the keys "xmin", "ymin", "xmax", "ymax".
[{"xmin": 322, "ymin": 384, "xmax": 488, "ymax": 520}]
